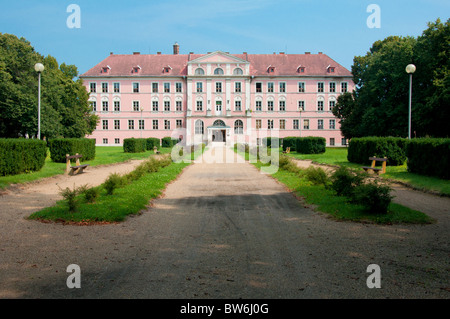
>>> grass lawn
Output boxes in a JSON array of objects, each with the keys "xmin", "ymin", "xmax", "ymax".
[
  {"xmin": 0, "ymin": 146, "xmax": 172, "ymax": 190},
  {"xmin": 286, "ymin": 147, "xmax": 450, "ymax": 196},
  {"xmin": 252, "ymin": 160, "xmax": 434, "ymax": 225},
  {"xmin": 28, "ymin": 160, "xmax": 190, "ymax": 223}
]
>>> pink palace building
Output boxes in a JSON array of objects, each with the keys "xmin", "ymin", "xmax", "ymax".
[{"xmin": 80, "ymin": 43, "xmax": 354, "ymax": 147}]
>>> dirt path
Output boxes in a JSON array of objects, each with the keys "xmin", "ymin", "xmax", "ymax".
[{"xmin": 0, "ymin": 145, "xmax": 448, "ymax": 299}]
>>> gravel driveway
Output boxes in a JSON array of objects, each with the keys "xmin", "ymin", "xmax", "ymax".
[{"xmin": 0, "ymin": 146, "xmax": 448, "ymax": 298}]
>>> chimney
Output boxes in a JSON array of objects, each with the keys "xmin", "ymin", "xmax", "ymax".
[
  {"xmin": 157, "ymin": 52, "xmax": 161, "ymax": 55},
  {"xmin": 173, "ymin": 42, "xmax": 179, "ymax": 55},
  {"xmin": 133, "ymin": 52, "xmax": 140, "ymax": 55},
  {"xmin": 110, "ymin": 52, "xmax": 114, "ymax": 55},
  {"xmin": 305, "ymin": 52, "xmax": 311, "ymax": 54},
  {"xmin": 279, "ymin": 52, "xmax": 285, "ymax": 55},
  {"xmin": 318, "ymin": 52, "xmax": 323, "ymax": 54}
]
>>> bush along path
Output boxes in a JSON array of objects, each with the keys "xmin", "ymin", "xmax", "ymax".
[
  {"xmin": 28, "ymin": 155, "xmax": 190, "ymax": 224},
  {"xmin": 285, "ymin": 155, "xmax": 449, "ymax": 225}
]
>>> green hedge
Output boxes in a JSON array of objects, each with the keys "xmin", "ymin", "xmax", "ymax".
[
  {"xmin": 347, "ymin": 137, "xmax": 407, "ymax": 166},
  {"xmin": 282, "ymin": 137, "xmax": 298, "ymax": 152},
  {"xmin": 262, "ymin": 137, "xmax": 280, "ymax": 148},
  {"xmin": 123, "ymin": 138, "xmax": 146, "ymax": 153},
  {"xmin": 0, "ymin": 139, "xmax": 47, "ymax": 176},
  {"xmin": 146, "ymin": 138, "xmax": 160, "ymax": 150},
  {"xmin": 48, "ymin": 138, "xmax": 96, "ymax": 163},
  {"xmin": 406, "ymin": 138, "xmax": 450, "ymax": 179},
  {"xmin": 296, "ymin": 137, "xmax": 326, "ymax": 154},
  {"xmin": 162, "ymin": 137, "xmax": 178, "ymax": 148}
]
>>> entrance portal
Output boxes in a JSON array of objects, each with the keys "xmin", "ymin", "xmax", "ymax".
[{"xmin": 212, "ymin": 130, "xmax": 226, "ymax": 142}]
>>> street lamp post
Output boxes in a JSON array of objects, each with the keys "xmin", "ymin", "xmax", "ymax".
[
  {"xmin": 34, "ymin": 63, "xmax": 45, "ymax": 140},
  {"xmin": 140, "ymin": 108, "xmax": 144, "ymax": 138},
  {"xmin": 406, "ymin": 64, "xmax": 416, "ymax": 139}
]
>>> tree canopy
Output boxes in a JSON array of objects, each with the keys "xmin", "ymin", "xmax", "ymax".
[
  {"xmin": 333, "ymin": 19, "xmax": 450, "ymax": 139},
  {"xmin": 0, "ymin": 33, "xmax": 98, "ymax": 139}
]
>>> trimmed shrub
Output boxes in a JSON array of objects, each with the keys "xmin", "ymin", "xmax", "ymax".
[
  {"xmin": 296, "ymin": 137, "xmax": 326, "ymax": 154},
  {"xmin": 162, "ymin": 137, "xmax": 178, "ymax": 148},
  {"xmin": 282, "ymin": 136, "xmax": 298, "ymax": 152},
  {"xmin": 104, "ymin": 173, "xmax": 127, "ymax": 195},
  {"xmin": 146, "ymin": 138, "xmax": 160, "ymax": 150},
  {"xmin": 123, "ymin": 138, "xmax": 146, "ymax": 153},
  {"xmin": 48, "ymin": 138, "xmax": 96, "ymax": 163},
  {"xmin": 277, "ymin": 155, "xmax": 303, "ymax": 175},
  {"xmin": 330, "ymin": 166, "xmax": 366, "ymax": 199},
  {"xmin": 347, "ymin": 137, "xmax": 408, "ymax": 166},
  {"xmin": 0, "ymin": 139, "xmax": 47, "ymax": 176},
  {"xmin": 304, "ymin": 166, "xmax": 330, "ymax": 187},
  {"xmin": 262, "ymin": 137, "xmax": 280, "ymax": 148},
  {"xmin": 406, "ymin": 138, "xmax": 450, "ymax": 179}
]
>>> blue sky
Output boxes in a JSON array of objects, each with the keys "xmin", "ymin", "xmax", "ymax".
[{"xmin": 0, "ymin": 0, "xmax": 448, "ymax": 75}]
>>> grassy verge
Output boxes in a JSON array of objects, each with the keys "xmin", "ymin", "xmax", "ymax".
[
  {"xmin": 0, "ymin": 146, "xmax": 171, "ymax": 190},
  {"xmin": 231, "ymin": 145, "xmax": 433, "ymax": 224},
  {"xmin": 28, "ymin": 158, "xmax": 190, "ymax": 224},
  {"xmin": 286, "ymin": 147, "xmax": 450, "ymax": 196}
]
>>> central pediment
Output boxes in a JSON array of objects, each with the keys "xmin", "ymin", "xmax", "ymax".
[{"xmin": 188, "ymin": 51, "xmax": 249, "ymax": 64}]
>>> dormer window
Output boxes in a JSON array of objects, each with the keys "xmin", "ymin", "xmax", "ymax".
[
  {"xmin": 163, "ymin": 66, "xmax": 172, "ymax": 73},
  {"xmin": 297, "ymin": 66, "xmax": 305, "ymax": 73},
  {"xmin": 101, "ymin": 65, "xmax": 111, "ymax": 74},
  {"xmin": 267, "ymin": 66, "xmax": 275, "ymax": 73},
  {"xmin": 131, "ymin": 65, "xmax": 141, "ymax": 74},
  {"xmin": 327, "ymin": 67, "xmax": 335, "ymax": 73}
]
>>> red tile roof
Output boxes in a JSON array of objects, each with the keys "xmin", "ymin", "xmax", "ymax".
[{"xmin": 81, "ymin": 51, "xmax": 352, "ymax": 77}]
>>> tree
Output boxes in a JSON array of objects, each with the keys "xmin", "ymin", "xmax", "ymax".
[
  {"xmin": 334, "ymin": 19, "xmax": 450, "ymax": 139},
  {"xmin": 0, "ymin": 33, "xmax": 98, "ymax": 139}
]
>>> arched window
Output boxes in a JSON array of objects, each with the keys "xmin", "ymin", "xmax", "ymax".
[
  {"xmin": 234, "ymin": 120, "xmax": 244, "ymax": 134},
  {"xmin": 195, "ymin": 68, "xmax": 205, "ymax": 75},
  {"xmin": 233, "ymin": 68, "xmax": 243, "ymax": 75},
  {"xmin": 213, "ymin": 120, "xmax": 226, "ymax": 127},
  {"xmin": 195, "ymin": 120, "xmax": 204, "ymax": 135},
  {"xmin": 214, "ymin": 68, "xmax": 224, "ymax": 75}
]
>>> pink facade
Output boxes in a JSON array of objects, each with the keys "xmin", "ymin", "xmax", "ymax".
[{"xmin": 81, "ymin": 46, "xmax": 354, "ymax": 147}]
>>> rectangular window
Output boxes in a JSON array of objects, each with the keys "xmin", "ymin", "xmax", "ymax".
[
  {"xmin": 318, "ymin": 119, "xmax": 324, "ymax": 130},
  {"xmin": 235, "ymin": 82, "xmax": 241, "ymax": 93},
  {"xmin": 256, "ymin": 119, "xmax": 262, "ymax": 130},
  {"xmin": 114, "ymin": 120, "xmax": 120, "ymax": 130},
  {"xmin": 103, "ymin": 138, "xmax": 108, "ymax": 144},
  {"xmin": 102, "ymin": 101, "xmax": 108, "ymax": 112},
  {"xmin": 317, "ymin": 82, "xmax": 324, "ymax": 93},
  {"xmin": 114, "ymin": 101, "xmax": 120, "ymax": 112},
  {"xmin": 279, "ymin": 100, "xmax": 286, "ymax": 112},
  {"xmin": 298, "ymin": 100, "xmax": 305, "ymax": 111},
  {"xmin": 113, "ymin": 83, "xmax": 120, "ymax": 93},
  {"xmin": 216, "ymin": 82, "xmax": 222, "ymax": 93},
  {"xmin": 133, "ymin": 101, "xmax": 140, "ymax": 112},
  {"xmin": 90, "ymin": 83, "xmax": 96, "ymax": 93},
  {"xmin": 152, "ymin": 83, "xmax": 158, "ymax": 93},
  {"xmin": 330, "ymin": 138, "xmax": 335, "ymax": 146},
  {"xmin": 256, "ymin": 101, "xmax": 262, "ymax": 112},
  {"xmin": 279, "ymin": 119, "xmax": 286, "ymax": 130},
  {"xmin": 176, "ymin": 119, "xmax": 183, "ymax": 128},
  {"xmin": 267, "ymin": 119, "xmax": 274, "ymax": 130},
  {"xmin": 303, "ymin": 119, "xmax": 310, "ymax": 130},
  {"xmin": 329, "ymin": 100, "xmax": 336, "ymax": 111},
  {"xmin": 115, "ymin": 138, "xmax": 120, "ymax": 145},
  {"xmin": 293, "ymin": 119, "xmax": 299, "ymax": 130},
  {"xmin": 133, "ymin": 82, "xmax": 139, "ymax": 93},
  {"xmin": 216, "ymin": 101, "xmax": 222, "ymax": 111},
  {"xmin": 164, "ymin": 83, "xmax": 170, "ymax": 93},
  {"xmin": 329, "ymin": 82, "xmax": 336, "ymax": 93},
  {"xmin": 90, "ymin": 101, "xmax": 96, "ymax": 112},
  {"xmin": 175, "ymin": 82, "xmax": 182, "ymax": 93},
  {"xmin": 102, "ymin": 82, "xmax": 108, "ymax": 93},
  {"xmin": 164, "ymin": 120, "xmax": 170, "ymax": 130},
  {"xmin": 102, "ymin": 120, "xmax": 108, "ymax": 130},
  {"xmin": 318, "ymin": 101, "xmax": 324, "ymax": 112},
  {"xmin": 128, "ymin": 120, "xmax": 135, "ymax": 130},
  {"xmin": 329, "ymin": 119, "xmax": 336, "ymax": 130},
  {"xmin": 164, "ymin": 101, "xmax": 170, "ymax": 112},
  {"xmin": 197, "ymin": 82, "xmax": 203, "ymax": 93},
  {"xmin": 267, "ymin": 82, "xmax": 274, "ymax": 93},
  {"xmin": 279, "ymin": 82, "xmax": 286, "ymax": 93},
  {"xmin": 176, "ymin": 101, "xmax": 182, "ymax": 112},
  {"xmin": 341, "ymin": 82, "xmax": 348, "ymax": 93},
  {"xmin": 267, "ymin": 101, "xmax": 274, "ymax": 112},
  {"xmin": 196, "ymin": 100, "xmax": 203, "ymax": 111},
  {"xmin": 152, "ymin": 120, "xmax": 158, "ymax": 130},
  {"xmin": 235, "ymin": 101, "xmax": 241, "ymax": 111},
  {"xmin": 298, "ymin": 82, "xmax": 305, "ymax": 93},
  {"xmin": 256, "ymin": 82, "xmax": 262, "ymax": 93},
  {"xmin": 342, "ymin": 138, "xmax": 347, "ymax": 146},
  {"xmin": 152, "ymin": 101, "xmax": 159, "ymax": 112},
  {"xmin": 139, "ymin": 119, "xmax": 144, "ymax": 130}
]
